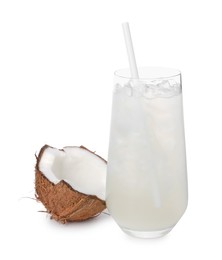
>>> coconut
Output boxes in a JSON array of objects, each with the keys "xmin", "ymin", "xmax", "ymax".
[{"xmin": 35, "ymin": 145, "xmax": 106, "ymax": 223}]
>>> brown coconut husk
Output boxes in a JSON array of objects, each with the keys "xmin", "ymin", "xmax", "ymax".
[{"xmin": 35, "ymin": 145, "xmax": 106, "ymax": 223}]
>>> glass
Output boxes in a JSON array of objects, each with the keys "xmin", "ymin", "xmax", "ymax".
[{"xmin": 106, "ymin": 67, "xmax": 188, "ymax": 238}]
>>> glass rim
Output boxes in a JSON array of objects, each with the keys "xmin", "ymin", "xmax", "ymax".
[{"xmin": 114, "ymin": 66, "xmax": 181, "ymax": 80}]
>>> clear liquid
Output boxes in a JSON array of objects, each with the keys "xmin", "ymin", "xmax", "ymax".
[{"xmin": 106, "ymin": 85, "xmax": 188, "ymax": 232}]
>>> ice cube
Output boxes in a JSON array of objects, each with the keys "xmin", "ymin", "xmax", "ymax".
[
  {"xmin": 114, "ymin": 83, "xmax": 122, "ymax": 93},
  {"xmin": 142, "ymin": 79, "xmax": 182, "ymax": 98},
  {"xmin": 157, "ymin": 80, "xmax": 171, "ymax": 90},
  {"xmin": 124, "ymin": 84, "xmax": 133, "ymax": 96},
  {"xmin": 143, "ymin": 83, "xmax": 158, "ymax": 99}
]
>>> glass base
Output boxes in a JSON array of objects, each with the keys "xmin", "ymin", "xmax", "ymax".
[{"xmin": 122, "ymin": 226, "xmax": 173, "ymax": 239}]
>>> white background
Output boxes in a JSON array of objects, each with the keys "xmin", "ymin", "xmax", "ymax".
[{"xmin": 0, "ymin": 0, "xmax": 222, "ymax": 259}]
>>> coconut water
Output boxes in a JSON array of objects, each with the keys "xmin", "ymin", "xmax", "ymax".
[{"xmin": 106, "ymin": 79, "xmax": 188, "ymax": 233}]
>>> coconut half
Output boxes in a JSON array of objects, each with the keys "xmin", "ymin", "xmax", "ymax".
[{"xmin": 35, "ymin": 145, "xmax": 106, "ymax": 223}]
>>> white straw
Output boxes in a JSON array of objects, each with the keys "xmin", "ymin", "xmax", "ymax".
[
  {"xmin": 122, "ymin": 22, "xmax": 161, "ymax": 208},
  {"xmin": 122, "ymin": 22, "xmax": 139, "ymax": 79}
]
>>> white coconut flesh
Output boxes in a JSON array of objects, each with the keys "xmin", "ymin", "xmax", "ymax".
[{"xmin": 38, "ymin": 146, "xmax": 106, "ymax": 201}]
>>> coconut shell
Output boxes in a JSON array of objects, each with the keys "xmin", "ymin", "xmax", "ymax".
[{"xmin": 35, "ymin": 145, "xmax": 106, "ymax": 223}]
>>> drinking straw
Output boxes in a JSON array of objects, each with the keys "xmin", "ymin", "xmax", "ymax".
[
  {"xmin": 122, "ymin": 22, "xmax": 161, "ymax": 208},
  {"xmin": 122, "ymin": 22, "xmax": 139, "ymax": 79}
]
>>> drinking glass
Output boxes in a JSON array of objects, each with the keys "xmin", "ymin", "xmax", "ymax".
[{"xmin": 106, "ymin": 67, "xmax": 188, "ymax": 238}]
